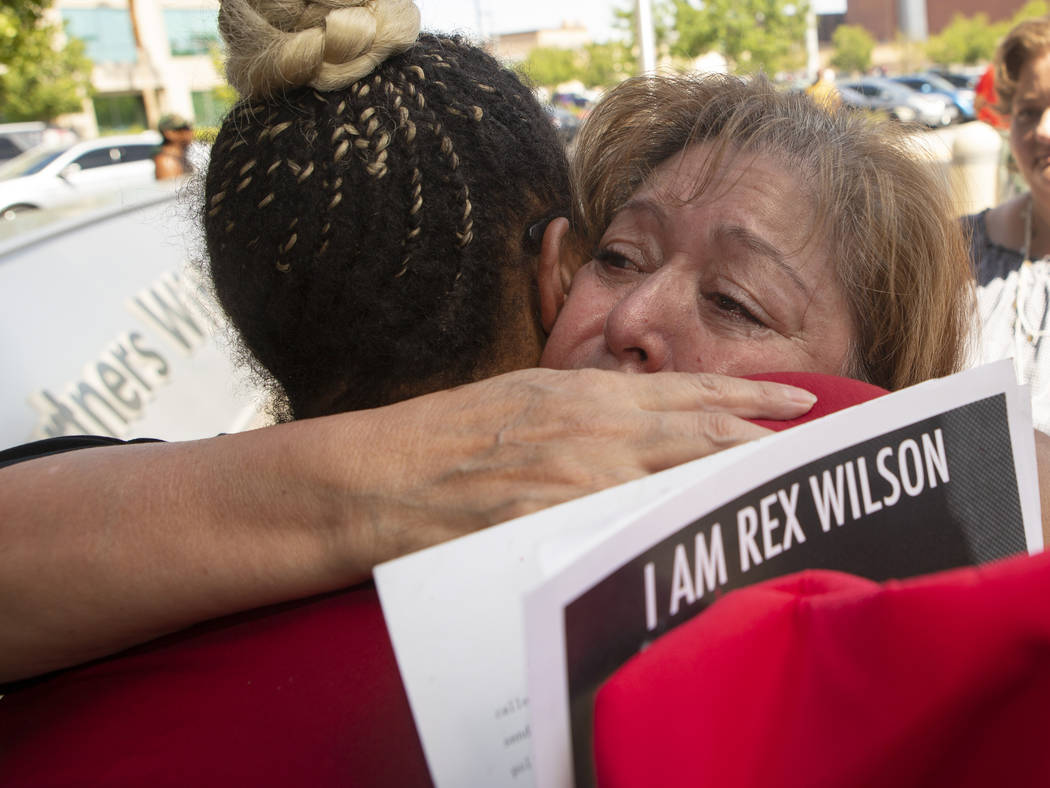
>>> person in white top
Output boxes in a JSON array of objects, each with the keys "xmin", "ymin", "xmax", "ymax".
[{"xmin": 964, "ymin": 16, "xmax": 1050, "ymax": 432}]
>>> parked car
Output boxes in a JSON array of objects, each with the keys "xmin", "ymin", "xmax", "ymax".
[
  {"xmin": 893, "ymin": 73, "xmax": 975, "ymax": 121},
  {"xmin": 838, "ymin": 77, "xmax": 957, "ymax": 127},
  {"xmin": 926, "ymin": 67, "xmax": 981, "ymax": 91},
  {"xmin": 546, "ymin": 104, "xmax": 582, "ymax": 146},
  {"xmin": 0, "ymin": 132, "xmax": 162, "ymax": 220},
  {"xmin": 0, "ymin": 123, "xmax": 79, "ymax": 165},
  {"xmin": 836, "ymin": 83, "xmax": 918, "ymax": 123}
]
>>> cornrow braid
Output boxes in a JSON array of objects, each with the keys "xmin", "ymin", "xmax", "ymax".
[
  {"xmin": 203, "ymin": 33, "xmax": 570, "ymax": 418},
  {"xmin": 401, "ymin": 60, "xmax": 474, "ymax": 252},
  {"xmin": 391, "ymin": 75, "xmax": 423, "ymax": 276}
]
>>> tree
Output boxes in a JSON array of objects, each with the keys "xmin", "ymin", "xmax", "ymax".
[
  {"xmin": 1007, "ymin": 0, "xmax": 1050, "ymax": 29},
  {"xmin": 579, "ymin": 41, "xmax": 635, "ymax": 88},
  {"xmin": 516, "ymin": 47, "xmax": 578, "ymax": 90},
  {"xmin": 924, "ymin": 13, "xmax": 1001, "ymax": 66},
  {"xmin": 830, "ymin": 24, "xmax": 875, "ymax": 75},
  {"xmin": 924, "ymin": 2, "xmax": 1048, "ymax": 67},
  {"xmin": 0, "ymin": 0, "xmax": 93, "ymax": 122},
  {"xmin": 670, "ymin": 0, "xmax": 809, "ymax": 75}
]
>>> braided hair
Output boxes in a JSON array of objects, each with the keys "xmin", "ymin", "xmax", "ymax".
[{"xmin": 204, "ymin": 0, "xmax": 569, "ymax": 418}]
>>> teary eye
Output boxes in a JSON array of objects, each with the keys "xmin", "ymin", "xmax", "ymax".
[{"xmin": 710, "ymin": 293, "xmax": 763, "ymax": 326}]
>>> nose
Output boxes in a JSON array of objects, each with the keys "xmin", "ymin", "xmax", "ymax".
[{"xmin": 603, "ymin": 268, "xmax": 690, "ymax": 373}]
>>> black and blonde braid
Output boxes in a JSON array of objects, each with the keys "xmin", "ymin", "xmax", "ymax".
[{"xmin": 204, "ymin": 1, "xmax": 569, "ymax": 418}]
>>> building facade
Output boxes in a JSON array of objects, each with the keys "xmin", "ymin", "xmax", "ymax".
[
  {"xmin": 57, "ymin": 0, "xmax": 227, "ymax": 134},
  {"xmin": 488, "ymin": 21, "xmax": 592, "ymax": 63},
  {"xmin": 847, "ymin": 0, "xmax": 1031, "ymax": 41}
]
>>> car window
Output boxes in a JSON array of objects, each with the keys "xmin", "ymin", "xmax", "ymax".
[
  {"xmin": 118, "ymin": 144, "xmax": 156, "ymax": 163},
  {"xmin": 0, "ymin": 148, "xmax": 66, "ymax": 179},
  {"xmin": 923, "ymin": 74, "xmax": 958, "ymax": 92},
  {"xmin": 0, "ymin": 138, "xmax": 24, "ymax": 162},
  {"xmin": 73, "ymin": 147, "xmax": 121, "ymax": 170}
]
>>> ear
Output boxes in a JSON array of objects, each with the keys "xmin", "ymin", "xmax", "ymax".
[{"xmin": 538, "ymin": 217, "xmax": 576, "ymax": 333}]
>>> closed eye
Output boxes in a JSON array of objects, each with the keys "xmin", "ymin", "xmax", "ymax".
[{"xmin": 709, "ymin": 293, "xmax": 763, "ymax": 326}]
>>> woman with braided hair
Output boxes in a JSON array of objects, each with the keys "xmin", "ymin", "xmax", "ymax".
[
  {"xmin": 0, "ymin": 0, "xmax": 810, "ymax": 689},
  {"xmin": 206, "ymin": 0, "xmax": 577, "ymax": 418},
  {"xmin": 0, "ymin": 6, "xmax": 818, "ymax": 784}
]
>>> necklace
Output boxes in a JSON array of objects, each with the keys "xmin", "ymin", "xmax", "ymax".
[{"xmin": 1015, "ymin": 193, "xmax": 1050, "ymax": 347}]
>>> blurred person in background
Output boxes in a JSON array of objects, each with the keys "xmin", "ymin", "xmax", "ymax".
[
  {"xmin": 805, "ymin": 68, "xmax": 841, "ymax": 110},
  {"xmin": 963, "ymin": 16, "xmax": 1050, "ymax": 432},
  {"xmin": 975, "ymin": 63, "xmax": 1009, "ymax": 129},
  {"xmin": 154, "ymin": 112, "xmax": 195, "ymax": 180}
]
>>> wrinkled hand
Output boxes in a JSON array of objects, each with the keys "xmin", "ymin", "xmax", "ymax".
[
  {"xmin": 0, "ymin": 367, "xmax": 815, "ymax": 681},
  {"xmin": 332, "ymin": 367, "xmax": 817, "ymax": 571}
]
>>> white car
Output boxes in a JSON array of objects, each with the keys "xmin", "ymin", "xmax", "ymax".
[{"xmin": 0, "ymin": 132, "xmax": 163, "ymax": 220}]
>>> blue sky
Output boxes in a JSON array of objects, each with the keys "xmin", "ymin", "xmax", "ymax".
[{"xmin": 417, "ymin": 0, "xmax": 848, "ymax": 43}]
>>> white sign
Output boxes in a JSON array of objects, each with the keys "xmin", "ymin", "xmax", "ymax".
[
  {"xmin": 0, "ymin": 186, "xmax": 264, "ymax": 446},
  {"xmin": 376, "ymin": 362, "xmax": 1041, "ymax": 788}
]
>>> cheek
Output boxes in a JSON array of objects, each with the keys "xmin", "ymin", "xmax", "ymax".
[
  {"xmin": 1012, "ymin": 125, "xmax": 1033, "ymax": 161},
  {"xmin": 809, "ymin": 311, "xmax": 857, "ymax": 377},
  {"xmin": 539, "ymin": 277, "xmax": 612, "ymax": 369}
]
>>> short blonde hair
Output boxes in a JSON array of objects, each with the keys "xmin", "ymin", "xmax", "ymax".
[
  {"xmin": 994, "ymin": 16, "xmax": 1050, "ymax": 115},
  {"xmin": 570, "ymin": 74, "xmax": 974, "ymax": 391}
]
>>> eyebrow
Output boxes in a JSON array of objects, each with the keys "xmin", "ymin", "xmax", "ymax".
[
  {"xmin": 619, "ymin": 196, "xmax": 669, "ymax": 228},
  {"xmin": 715, "ymin": 224, "xmax": 810, "ymax": 296}
]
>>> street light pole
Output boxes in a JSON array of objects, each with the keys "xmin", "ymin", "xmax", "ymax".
[
  {"xmin": 637, "ymin": 0, "xmax": 657, "ymax": 74},
  {"xmin": 805, "ymin": 6, "xmax": 819, "ymax": 82}
]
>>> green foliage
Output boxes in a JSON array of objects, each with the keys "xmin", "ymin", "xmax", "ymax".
[
  {"xmin": 670, "ymin": 0, "xmax": 809, "ymax": 75},
  {"xmin": 516, "ymin": 46, "xmax": 578, "ymax": 89},
  {"xmin": 0, "ymin": 0, "xmax": 49, "ymax": 31},
  {"xmin": 194, "ymin": 126, "xmax": 220, "ymax": 145},
  {"xmin": 829, "ymin": 24, "xmax": 875, "ymax": 75},
  {"xmin": 926, "ymin": 3, "xmax": 1049, "ymax": 66},
  {"xmin": 515, "ymin": 42, "xmax": 634, "ymax": 90},
  {"xmin": 579, "ymin": 41, "xmax": 635, "ymax": 87},
  {"xmin": 209, "ymin": 44, "xmax": 238, "ymax": 106},
  {"xmin": 0, "ymin": 1, "xmax": 93, "ymax": 122},
  {"xmin": 1008, "ymin": 0, "xmax": 1050, "ymax": 27},
  {"xmin": 924, "ymin": 13, "xmax": 1000, "ymax": 65}
]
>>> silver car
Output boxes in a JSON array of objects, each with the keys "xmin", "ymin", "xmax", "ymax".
[
  {"xmin": 0, "ymin": 132, "xmax": 163, "ymax": 220},
  {"xmin": 838, "ymin": 77, "xmax": 957, "ymax": 127}
]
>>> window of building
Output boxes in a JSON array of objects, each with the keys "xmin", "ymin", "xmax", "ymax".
[
  {"xmin": 61, "ymin": 8, "xmax": 137, "ymax": 64},
  {"xmin": 94, "ymin": 94, "xmax": 148, "ymax": 134},
  {"xmin": 165, "ymin": 8, "xmax": 221, "ymax": 56}
]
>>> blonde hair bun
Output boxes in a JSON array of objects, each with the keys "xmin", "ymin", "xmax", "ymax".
[{"xmin": 220, "ymin": 0, "xmax": 421, "ymax": 98}]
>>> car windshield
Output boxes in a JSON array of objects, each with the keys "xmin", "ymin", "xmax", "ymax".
[
  {"xmin": 914, "ymin": 73, "xmax": 957, "ymax": 92},
  {"xmin": 0, "ymin": 147, "xmax": 67, "ymax": 180},
  {"xmin": 935, "ymin": 71, "xmax": 977, "ymax": 89},
  {"xmin": 874, "ymin": 80, "xmax": 915, "ymax": 100}
]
